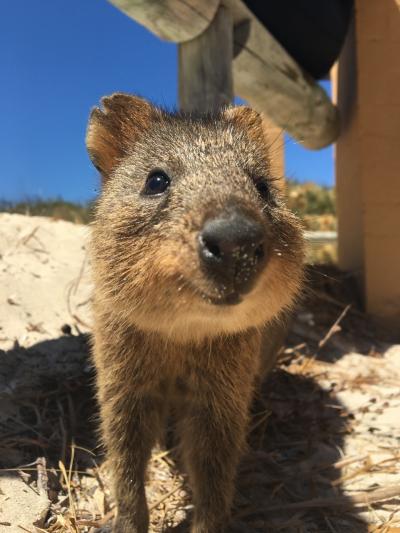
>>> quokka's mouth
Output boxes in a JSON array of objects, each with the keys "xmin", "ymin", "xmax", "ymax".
[{"xmin": 201, "ymin": 291, "xmax": 242, "ymax": 306}]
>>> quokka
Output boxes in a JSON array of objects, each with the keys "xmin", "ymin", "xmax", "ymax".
[{"xmin": 86, "ymin": 93, "xmax": 304, "ymax": 533}]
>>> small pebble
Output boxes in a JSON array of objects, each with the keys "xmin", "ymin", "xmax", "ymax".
[{"xmin": 61, "ymin": 323, "xmax": 72, "ymax": 335}]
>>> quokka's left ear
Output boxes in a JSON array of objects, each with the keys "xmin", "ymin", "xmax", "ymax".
[
  {"xmin": 223, "ymin": 106, "xmax": 267, "ymax": 146},
  {"xmin": 86, "ymin": 93, "xmax": 156, "ymax": 182}
]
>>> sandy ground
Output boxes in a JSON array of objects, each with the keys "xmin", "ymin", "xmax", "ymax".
[
  {"xmin": 0, "ymin": 213, "xmax": 92, "ymax": 351},
  {"xmin": 0, "ymin": 213, "xmax": 399, "ymax": 533},
  {"xmin": 0, "ymin": 214, "xmax": 92, "ymax": 531}
]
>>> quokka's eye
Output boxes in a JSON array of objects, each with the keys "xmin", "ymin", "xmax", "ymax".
[
  {"xmin": 143, "ymin": 170, "xmax": 171, "ymax": 195},
  {"xmin": 254, "ymin": 178, "xmax": 271, "ymax": 202}
]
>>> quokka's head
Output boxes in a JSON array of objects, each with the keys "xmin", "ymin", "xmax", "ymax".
[{"xmin": 87, "ymin": 93, "xmax": 305, "ymax": 343}]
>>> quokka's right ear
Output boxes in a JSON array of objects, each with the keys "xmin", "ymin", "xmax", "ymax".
[
  {"xmin": 223, "ymin": 106, "xmax": 267, "ymax": 147},
  {"xmin": 86, "ymin": 93, "xmax": 155, "ymax": 181}
]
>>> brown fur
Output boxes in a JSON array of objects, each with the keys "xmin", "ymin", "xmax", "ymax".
[{"xmin": 86, "ymin": 93, "xmax": 305, "ymax": 533}]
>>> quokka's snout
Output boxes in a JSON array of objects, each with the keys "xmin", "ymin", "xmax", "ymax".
[
  {"xmin": 198, "ymin": 204, "xmax": 268, "ymax": 303},
  {"xmin": 86, "ymin": 93, "xmax": 305, "ymax": 533}
]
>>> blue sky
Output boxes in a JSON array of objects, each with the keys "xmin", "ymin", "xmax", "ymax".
[{"xmin": 0, "ymin": 0, "xmax": 333, "ymax": 203}]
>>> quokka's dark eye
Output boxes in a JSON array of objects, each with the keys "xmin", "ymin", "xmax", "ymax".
[
  {"xmin": 254, "ymin": 178, "xmax": 271, "ymax": 202},
  {"xmin": 143, "ymin": 170, "xmax": 171, "ymax": 195}
]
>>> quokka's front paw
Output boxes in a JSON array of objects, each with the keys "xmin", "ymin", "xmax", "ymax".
[
  {"xmin": 191, "ymin": 521, "xmax": 229, "ymax": 533},
  {"xmin": 113, "ymin": 515, "xmax": 148, "ymax": 533}
]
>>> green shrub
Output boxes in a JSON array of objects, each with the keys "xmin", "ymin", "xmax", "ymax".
[
  {"xmin": 286, "ymin": 180, "xmax": 336, "ymax": 218},
  {"xmin": 0, "ymin": 199, "xmax": 95, "ymax": 224}
]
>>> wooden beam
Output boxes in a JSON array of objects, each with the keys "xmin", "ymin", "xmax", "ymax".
[
  {"xmin": 108, "ymin": 0, "xmax": 340, "ymax": 149},
  {"xmin": 108, "ymin": 0, "xmax": 220, "ymax": 42},
  {"xmin": 179, "ymin": 5, "xmax": 233, "ymax": 113},
  {"xmin": 228, "ymin": 0, "xmax": 339, "ymax": 149}
]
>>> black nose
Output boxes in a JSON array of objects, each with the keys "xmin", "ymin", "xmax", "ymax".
[{"xmin": 198, "ymin": 210, "xmax": 267, "ymax": 294}]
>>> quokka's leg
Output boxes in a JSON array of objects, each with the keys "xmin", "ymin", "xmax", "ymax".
[
  {"xmin": 181, "ymin": 397, "xmax": 251, "ymax": 532},
  {"xmin": 179, "ymin": 364, "xmax": 256, "ymax": 533},
  {"xmin": 92, "ymin": 321, "xmax": 167, "ymax": 533},
  {"xmin": 100, "ymin": 387, "xmax": 162, "ymax": 533}
]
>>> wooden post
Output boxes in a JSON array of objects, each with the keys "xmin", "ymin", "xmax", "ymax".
[
  {"xmin": 261, "ymin": 115, "xmax": 284, "ymax": 181},
  {"xmin": 332, "ymin": 16, "xmax": 364, "ymax": 275},
  {"xmin": 178, "ymin": 5, "xmax": 233, "ymax": 113},
  {"xmin": 334, "ymin": 0, "xmax": 400, "ymax": 329},
  {"xmin": 356, "ymin": 0, "xmax": 400, "ymax": 328}
]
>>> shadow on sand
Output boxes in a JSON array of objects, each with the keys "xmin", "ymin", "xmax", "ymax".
[{"xmin": 0, "ymin": 330, "xmax": 369, "ymax": 532}]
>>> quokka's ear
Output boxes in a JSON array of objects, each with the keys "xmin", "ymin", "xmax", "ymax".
[
  {"xmin": 223, "ymin": 106, "xmax": 266, "ymax": 146},
  {"xmin": 86, "ymin": 93, "xmax": 155, "ymax": 181}
]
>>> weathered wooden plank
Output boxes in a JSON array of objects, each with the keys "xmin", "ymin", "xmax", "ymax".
[
  {"xmin": 107, "ymin": 0, "xmax": 340, "ymax": 149},
  {"xmin": 179, "ymin": 5, "xmax": 233, "ymax": 113},
  {"xmin": 108, "ymin": 0, "xmax": 220, "ymax": 42},
  {"xmin": 331, "ymin": 18, "xmax": 363, "ymax": 272},
  {"xmin": 226, "ymin": 0, "xmax": 339, "ymax": 149}
]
